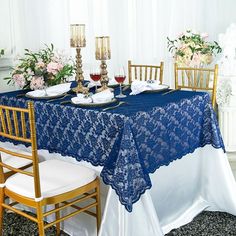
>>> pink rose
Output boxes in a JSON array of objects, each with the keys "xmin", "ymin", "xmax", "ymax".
[
  {"xmin": 12, "ymin": 74, "xmax": 25, "ymax": 88},
  {"xmin": 36, "ymin": 61, "xmax": 45, "ymax": 69},
  {"xmin": 179, "ymin": 44, "xmax": 188, "ymax": 50},
  {"xmin": 26, "ymin": 68, "xmax": 34, "ymax": 76},
  {"xmin": 201, "ymin": 33, "xmax": 208, "ymax": 39},
  {"xmin": 190, "ymin": 53, "xmax": 201, "ymax": 67},
  {"xmin": 47, "ymin": 62, "xmax": 63, "ymax": 75},
  {"xmin": 30, "ymin": 76, "xmax": 45, "ymax": 90}
]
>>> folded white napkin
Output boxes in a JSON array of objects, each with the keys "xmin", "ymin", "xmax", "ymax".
[
  {"xmin": 71, "ymin": 89, "xmax": 114, "ymax": 104},
  {"xmin": 92, "ymin": 89, "xmax": 114, "ymax": 103},
  {"xmin": 130, "ymin": 80, "xmax": 167, "ymax": 95},
  {"xmin": 26, "ymin": 83, "xmax": 71, "ymax": 97},
  {"xmin": 71, "ymin": 94, "xmax": 93, "ymax": 104}
]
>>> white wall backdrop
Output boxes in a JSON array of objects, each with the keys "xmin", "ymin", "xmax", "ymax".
[{"xmin": 1, "ymin": 0, "xmax": 236, "ymax": 89}]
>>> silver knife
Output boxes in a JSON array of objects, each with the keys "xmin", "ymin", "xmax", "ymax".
[
  {"xmin": 48, "ymin": 94, "xmax": 70, "ymax": 102},
  {"xmin": 162, "ymin": 89, "xmax": 180, "ymax": 95}
]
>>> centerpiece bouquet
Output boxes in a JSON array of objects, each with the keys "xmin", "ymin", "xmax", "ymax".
[
  {"xmin": 167, "ymin": 30, "xmax": 222, "ymax": 67},
  {"xmin": 5, "ymin": 44, "xmax": 75, "ymax": 90}
]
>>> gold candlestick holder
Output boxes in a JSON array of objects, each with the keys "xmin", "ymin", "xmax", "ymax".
[
  {"xmin": 70, "ymin": 24, "xmax": 89, "ymax": 94},
  {"xmin": 95, "ymin": 36, "xmax": 111, "ymax": 91},
  {"xmin": 99, "ymin": 60, "xmax": 109, "ymax": 91},
  {"xmin": 73, "ymin": 47, "xmax": 89, "ymax": 94}
]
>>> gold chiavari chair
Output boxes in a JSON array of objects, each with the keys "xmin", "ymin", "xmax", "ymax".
[
  {"xmin": 128, "ymin": 60, "xmax": 164, "ymax": 84},
  {"xmin": 0, "ymin": 102, "xmax": 101, "ymax": 236},
  {"xmin": 174, "ymin": 63, "xmax": 218, "ymax": 109}
]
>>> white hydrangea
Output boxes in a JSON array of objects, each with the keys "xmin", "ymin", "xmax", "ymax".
[
  {"xmin": 216, "ymin": 79, "xmax": 232, "ymax": 106},
  {"xmin": 218, "ymin": 23, "xmax": 236, "ymax": 76}
]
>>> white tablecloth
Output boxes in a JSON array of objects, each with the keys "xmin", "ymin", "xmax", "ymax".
[{"xmin": 1, "ymin": 142, "xmax": 236, "ymax": 236}]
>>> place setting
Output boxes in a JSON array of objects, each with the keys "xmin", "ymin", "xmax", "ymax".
[
  {"xmin": 87, "ymin": 65, "xmax": 121, "ymax": 91},
  {"xmin": 59, "ymin": 67, "xmax": 129, "ymax": 111},
  {"xmin": 24, "ymin": 83, "xmax": 72, "ymax": 100},
  {"xmin": 61, "ymin": 89, "xmax": 116, "ymax": 106},
  {"xmin": 129, "ymin": 80, "xmax": 169, "ymax": 95}
]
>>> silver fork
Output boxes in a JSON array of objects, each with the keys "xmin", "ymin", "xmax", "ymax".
[{"xmin": 102, "ymin": 101, "xmax": 127, "ymax": 111}]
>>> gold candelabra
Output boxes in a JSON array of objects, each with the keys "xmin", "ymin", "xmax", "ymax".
[
  {"xmin": 95, "ymin": 36, "xmax": 111, "ymax": 91},
  {"xmin": 70, "ymin": 24, "xmax": 89, "ymax": 94}
]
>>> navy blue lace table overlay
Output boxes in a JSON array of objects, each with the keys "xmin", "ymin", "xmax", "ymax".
[{"xmin": 0, "ymin": 89, "xmax": 225, "ymax": 212}]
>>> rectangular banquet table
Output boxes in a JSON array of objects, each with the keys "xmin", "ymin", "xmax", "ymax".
[{"xmin": 1, "ymin": 87, "xmax": 236, "ymax": 236}]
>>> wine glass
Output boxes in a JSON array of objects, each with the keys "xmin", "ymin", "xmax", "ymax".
[
  {"xmin": 89, "ymin": 66, "xmax": 101, "ymax": 92},
  {"xmin": 114, "ymin": 66, "xmax": 126, "ymax": 98}
]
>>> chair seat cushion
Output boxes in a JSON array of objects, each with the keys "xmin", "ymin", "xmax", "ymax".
[
  {"xmin": 1, "ymin": 148, "xmax": 32, "ymax": 173},
  {"xmin": 5, "ymin": 159, "xmax": 97, "ymax": 199}
]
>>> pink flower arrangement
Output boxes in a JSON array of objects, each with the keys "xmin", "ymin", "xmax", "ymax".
[
  {"xmin": 167, "ymin": 30, "xmax": 222, "ymax": 67},
  {"xmin": 5, "ymin": 44, "xmax": 75, "ymax": 90}
]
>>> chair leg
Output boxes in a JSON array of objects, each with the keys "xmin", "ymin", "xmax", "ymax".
[
  {"xmin": 0, "ymin": 188, "xmax": 5, "ymax": 235},
  {"xmin": 96, "ymin": 185, "xmax": 101, "ymax": 235},
  {"xmin": 36, "ymin": 202, "xmax": 45, "ymax": 236},
  {"xmin": 55, "ymin": 203, "xmax": 60, "ymax": 236}
]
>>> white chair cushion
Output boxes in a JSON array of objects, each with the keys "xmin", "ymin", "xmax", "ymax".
[
  {"xmin": 5, "ymin": 159, "xmax": 97, "ymax": 199},
  {"xmin": 1, "ymin": 148, "xmax": 32, "ymax": 173}
]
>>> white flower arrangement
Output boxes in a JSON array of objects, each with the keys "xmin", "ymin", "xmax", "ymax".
[
  {"xmin": 5, "ymin": 44, "xmax": 75, "ymax": 90},
  {"xmin": 167, "ymin": 30, "xmax": 222, "ymax": 67}
]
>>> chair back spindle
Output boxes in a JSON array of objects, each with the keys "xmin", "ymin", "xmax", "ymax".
[{"xmin": 128, "ymin": 60, "xmax": 164, "ymax": 84}]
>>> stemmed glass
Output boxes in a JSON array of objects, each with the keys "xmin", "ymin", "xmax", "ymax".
[
  {"xmin": 89, "ymin": 66, "xmax": 101, "ymax": 92},
  {"xmin": 114, "ymin": 66, "xmax": 126, "ymax": 98}
]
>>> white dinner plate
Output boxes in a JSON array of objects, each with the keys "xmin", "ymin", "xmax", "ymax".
[
  {"xmin": 25, "ymin": 91, "xmax": 67, "ymax": 99},
  {"xmin": 25, "ymin": 83, "xmax": 71, "ymax": 99}
]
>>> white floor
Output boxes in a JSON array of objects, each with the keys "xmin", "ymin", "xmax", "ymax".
[{"xmin": 228, "ymin": 152, "xmax": 236, "ymax": 180}]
